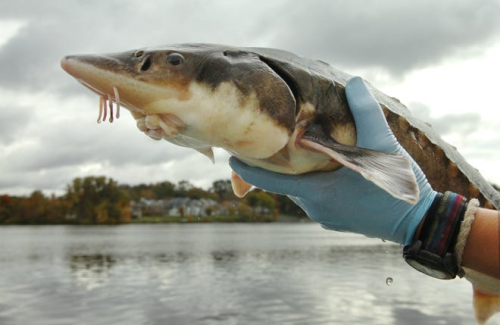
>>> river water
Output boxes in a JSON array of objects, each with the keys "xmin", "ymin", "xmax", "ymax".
[{"xmin": 0, "ymin": 224, "xmax": 497, "ymax": 325}]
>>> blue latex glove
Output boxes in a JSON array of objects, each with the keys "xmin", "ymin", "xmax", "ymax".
[{"xmin": 229, "ymin": 77, "xmax": 437, "ymax": 245}]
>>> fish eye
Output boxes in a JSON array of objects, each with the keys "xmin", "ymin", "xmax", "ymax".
[{"xmin": 166, "ymin": 53, "xmax": 185, "ymax": 66}]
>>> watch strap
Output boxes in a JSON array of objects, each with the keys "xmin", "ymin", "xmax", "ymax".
[{"xmin": 419, "ymin": 191, "xmax": 468, "ymax": 258}]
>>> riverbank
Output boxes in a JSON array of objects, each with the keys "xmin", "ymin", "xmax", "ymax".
[{"xmin": 131, "ymin": 214, "xmax": 308, "ymax": 224}]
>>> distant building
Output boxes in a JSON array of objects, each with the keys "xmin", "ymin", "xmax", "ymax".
[{"xmin": 130, "ymin": 197, "xmax": 227, "ymax": 219}]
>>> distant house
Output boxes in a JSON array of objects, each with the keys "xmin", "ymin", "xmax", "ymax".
[
  {"xmin": 130, "ymin": 197, "xmax": 227, "ymax": 219},
  {"xmin": 164, "ymin": 198, "xmax": 226, "ymax": 217}
]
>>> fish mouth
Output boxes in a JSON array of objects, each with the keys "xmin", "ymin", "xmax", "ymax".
[{"xmin": 135, "ymin": 113, "xmax": 186, "ymax": 141}]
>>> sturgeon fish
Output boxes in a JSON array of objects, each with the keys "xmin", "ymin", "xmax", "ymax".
[{"xmin": 61, "ymin": 44, "xmax": 500, "ymax": 323}]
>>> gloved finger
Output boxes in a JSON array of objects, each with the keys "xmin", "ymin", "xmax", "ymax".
[
  {"xmin": 345, "ymin": 77, "xmax": 395, "ymax": 150},
  {"xmin": 229, "ymin": 157, "xmax": 300, "ymax": 196}
]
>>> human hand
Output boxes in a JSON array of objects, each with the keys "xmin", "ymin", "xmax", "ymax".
[{"xmin": 229, "ymin": 77, "xmax": 437, "ymax": 245}]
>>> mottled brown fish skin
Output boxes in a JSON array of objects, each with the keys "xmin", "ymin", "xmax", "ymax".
[{"xmin": 383, "ymin": 106, "xmax": 495, "ymax": 208}]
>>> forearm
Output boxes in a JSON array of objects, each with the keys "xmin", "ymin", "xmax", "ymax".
[{"xmin": 461, "ymin": 208, "xmax": 500, "ymax": 280}]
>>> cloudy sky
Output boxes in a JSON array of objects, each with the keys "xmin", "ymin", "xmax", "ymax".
[{"xmin": 1, "ymin": 0, "xmax": 499, "ymax": 196}]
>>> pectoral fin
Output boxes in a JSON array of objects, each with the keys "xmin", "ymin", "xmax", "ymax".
[
  {"xmin": 301, "ymin": 124, "xmax": 419, "ymax": 204},
  {"xmin": 231, "ymin": 171, "xmax": 253, "ymax": 198},
  {"xmin": 196, "ymin": 147, "xmax": 215, "ymax": 163}
]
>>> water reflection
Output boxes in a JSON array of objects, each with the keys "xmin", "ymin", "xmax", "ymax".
[
  {"xmin": 211, "ymin": 250, "xmax": 238, "ymax": 262},
  {"xmin": 70, "ymin": 254, "xmax": 116, "ymax": 271},
  {"xmin": 0, "ymin": 224, "xmax": 496, "ymax": 325},
  {"xmin": 392, "ymin": 307, "xmax": 466, "ymax": 325},
  {"xmin": 70, "ymin": 254, "xmax": 116, "ymax": 290}
]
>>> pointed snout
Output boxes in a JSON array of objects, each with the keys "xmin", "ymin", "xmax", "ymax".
[
  {"xmin": 60, "ymin": 55, "xmax": 100, "ymax": 81},
  {"xmin": 60, "ymin": 55, "xmax": 77, "ymax": 76},
  {"xmin": 60, "ymin": 54, "xmax": 112, "ymax": 80},
  {"xmin": 60, "ymin": 53, "xmax": 135, "ymax": 105}
]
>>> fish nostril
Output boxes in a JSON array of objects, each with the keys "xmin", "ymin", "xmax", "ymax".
[
  {"xmin": 135, "ymin": 50, "xmax": 144, "ymax": 58},
  {"xmin": 140, "ymin": 56, "xmax": 152, "ymax": 72}
]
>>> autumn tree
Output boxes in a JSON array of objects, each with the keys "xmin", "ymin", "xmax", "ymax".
[{"xmin": 66, "ymin": 176, "xmax": 130, "ymax": 224}]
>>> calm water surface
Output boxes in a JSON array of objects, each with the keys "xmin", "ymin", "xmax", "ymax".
[{"xmin": 0, "ymin": 224, "xmax": 498, "ymax": 325}]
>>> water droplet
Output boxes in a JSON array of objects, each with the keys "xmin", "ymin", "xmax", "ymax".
[{"xmin": 386, "ymin": 277, "xmax": 393, "ymax": 286}]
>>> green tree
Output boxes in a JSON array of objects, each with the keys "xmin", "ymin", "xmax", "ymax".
[
  {"xmin": 46, "ymin": 194, "xmax": 71, "ymax": 224},
  {"xmin": 26, "ymin": 191, "xmax": 48, "ymax": 224},
  {"xmin": 210, "ymin": 179, "xmax": 236, "ymax": 201},
  {"xmin": 237, "ymin": 202, "xmax": 252, "ymax": 220},
  {"xmin": 66, "ymin": 176, "xmax": 130, "ymax": 224},
  {"xmin": 245, "ymin": 190, "xmax": 276, "ymax": 211},
  {"xmin": 186, "ymin": 187, "xmax": 204, "ymax": 200},
  {"xmin": 0, "ymin": 195, "xmax": 11, "ymax": 223},
  {"xmin": 273, "ymin": 195, "xmax": 307, "ymax": 218},
  {"xmin": 153, "ymin": 181, "xmax": 176, "ymax": 199},
  {"xmin": 175, "ymin": 180, "xmax": 194, "ymax": 197}
]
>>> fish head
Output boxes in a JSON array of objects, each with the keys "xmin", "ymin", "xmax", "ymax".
[{"xmin": 61, "ymin": 44, "xmax": 296, "ymax": 160}]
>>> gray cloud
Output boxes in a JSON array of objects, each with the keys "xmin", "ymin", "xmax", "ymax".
[
  {"xmin": 0, "ymin": 0, "xmax": 273, "ymax": 91},
  {"xmin": 2, "ymin": 0, "xmax": 500, "ymax": 93},
  {"xmin": 0, "ymin": 98, "xmax": 228, "ymax": 194},
  {"xmin": 409, "ymin": 102, "xmax": 482, "ymax": 136},
  {"xmin": 0, "ymin": 105, "xmax": 33, "ymax": 144},
  {"xmin": 0, "ymin": 150, "xmax": 230, "ymax": 196},
  {"xmin": 1, "ymin": 0, "xmax": 500, "ymax": 195},
  {"xmin": 1, "ymin": 108, "xmax": 195, "ymax": 173},
  {"xmin": 267, "ymin": 0, "xmax": 500, "ymax": 77}
]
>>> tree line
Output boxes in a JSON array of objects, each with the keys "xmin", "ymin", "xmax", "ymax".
[{"xmin": 0, "ymin": 176, "xmax": 306, "ymax": 225}]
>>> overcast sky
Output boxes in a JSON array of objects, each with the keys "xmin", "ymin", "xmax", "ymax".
[{"xmin": 1, "ymin": 0, "xmax": 499, "ymax": 196}]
